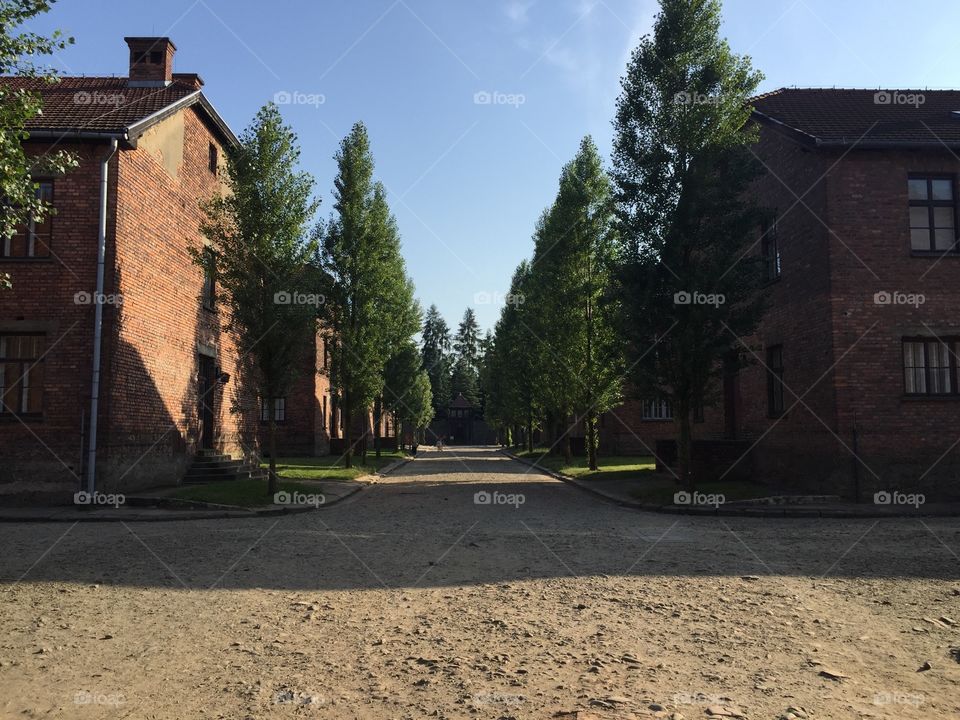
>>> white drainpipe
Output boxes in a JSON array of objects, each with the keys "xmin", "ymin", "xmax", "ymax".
[{"xmin": 85, "ymin": 138, "xmax": 119, "ymax": 494}]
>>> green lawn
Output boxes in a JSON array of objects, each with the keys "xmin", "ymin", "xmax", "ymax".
[
  {"xmin": 265, "ymin": 451, "xmax": 408, "ymax": 482},
  {"xmin": 168, "ymin": 451, "xmax": 409, "ymax": 508},
  {"xmin": 515, "ymin": 448, "xmax": 656, "ymax": 481},
  {"xmin": 513, "ymin": 447, "xmax": 761, "ymax": 505}
]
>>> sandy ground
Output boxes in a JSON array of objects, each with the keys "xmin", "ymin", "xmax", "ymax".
[{"xmin": 1, "ymin": 446, "xmax": 959, "ymax": 719}]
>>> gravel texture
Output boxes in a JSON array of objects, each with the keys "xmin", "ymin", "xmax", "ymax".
[{"xmin": 1, "ymin": 446, "xmax": 958, "ymax": 719}]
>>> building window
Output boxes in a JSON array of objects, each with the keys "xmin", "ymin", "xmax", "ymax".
[
  {"xmin": 761, "ymin": 213, "xmax": 781, "ymax": 281},
  {"xmin": 261, "ymin": 397, "xmax": 286, "ymax": 423},
  {"xmin": 0, "ymin": 334, "xmax": 44, "ymax": 416},
  {"xmin": 208, "ymin": 143, "xmax": 218, "ymax": 174},
  {"xmin": 2, "ymin": 181, "xmax": 53, "ymax": 258},
  {"xmin": 693, "ymin": 397, "xmax": 705, "ymax": 423},
  {"xmin": 903, "ymin": 337, "xmax": 957, "ymax": 395},
  {"xmin": 641, "ymin": 398, "xmax": 672, "ymax": 421},
  {"xmin": 766, "ymin": 344, "xmax": 785, "ymax": 417},
  {"xmin": 909, "ymin": 176, "xmax": 957, "ymax": 253},
  {"xmin": 201, "ymin": 248, "xmax": 216, "ymax": 311}
]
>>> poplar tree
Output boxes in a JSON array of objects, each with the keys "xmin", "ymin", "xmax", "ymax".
[
  {"xmin": 612, "ymin": 0, "xmax": 766, "ymax": 486},
  {"xmin": 197, "ymin": 103, "xmax": 321, "ymax": 495}
]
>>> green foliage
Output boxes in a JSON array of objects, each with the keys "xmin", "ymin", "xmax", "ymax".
[
  {"xmin": 383, "ymin": 340, "xmax": 433, "ymax": 431},
  {"xmin": 0, "ymin": 0, "xmax": 78, "ymax": 289},
  {"xmin": 196, "ymin": 103, "xmax": 321, "ymax": 493},
  {"xmin": 484, "ymin": 261, "xmax": 540, "ymax": 447},
  {"xmin": 520, "ymin": 137, "xmax": 622, "ymax": 466},
  {"xmin": 320, "ymin": 122, "xmax": 417, "ymax": 465},
  {"xmin": 420, "ymin": 303, "xmax": 451, "ymax": 419},
  {"xmin": 611, "ymin": 0, "xmax": 766, "ymax": 485}
]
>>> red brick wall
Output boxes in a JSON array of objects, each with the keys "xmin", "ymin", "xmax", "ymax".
[
  {"xmin": 257, "ymin": 333, "xmax": 333, "ymax": 457},
  {"xmin": 101, "ymin": 106, "xmax": 257, "ymax": 490},
  {"xmin": 825, "ymin": 148, "xmax": 960, "ymax": 497},
  {"xmin": 733, "ymin": 127, "xmax": 849, "ymax": 493},
  {"xmin": 0, "ymin": 141, "xmax": 116, "ymax": 500}
]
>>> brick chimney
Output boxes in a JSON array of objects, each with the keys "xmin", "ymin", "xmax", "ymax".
[{"xmin": 125, "ymin": 37, "xmax": 176, "ymax": 87}]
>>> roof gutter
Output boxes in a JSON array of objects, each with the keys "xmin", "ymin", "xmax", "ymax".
[
  {"xmin": 85, "ymin": 137, "xmax": 118, "ymax": 495},
  {"xmin": 25, "ymin": 129, "xmax": 128, "ymax": 142}
]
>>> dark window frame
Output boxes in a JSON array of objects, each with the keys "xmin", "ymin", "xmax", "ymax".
[
  {"xmin": 902, "ymin": 336, "xmax": 959, "ymax": 397},
  {"xmin": 641, "ymin": 398, "xmax": 673, "ymax": 421},
  {"xmin": 766, "ymin": 344, "xmax": 785, "ymax": 418},
  {"xmin": 0, "ymin": 332, "xmax": 45, "ymax": 417},
  {"xmin": 200, "ymin": 247, "xmax": 216, "ymax": 312},
  {"xmin": 1, "ymin": 180, "xmax": 54, "ymax": 260},
  {"xmin": 760, "ymin": 212, "xmax": 781, "ymax": 283},
  {"xmin": 208, "ymin": 143, "xmax": 218, "ymax": 174},
  {"xmin": 908, "ymin": 174, "xmax": 958, "ymax": 254},
  {"xmin": 260, "ymin": 397, "xmax": 286, "ymax": 423}
]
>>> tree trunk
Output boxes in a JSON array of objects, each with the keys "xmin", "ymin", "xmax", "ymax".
[
  {"xmin": 343, "ymin": 388, "xmax": 353, "ymax": 469},
  {"xmin": 587, "ymin": 414, "xmax": 598, "ymax": 471},
  {"xmin": 374, "ymin": 396, "xmax": 383, "ymax": 458},
  {"xmin": 526, "ymin": 416, "xmax": 533, "ymax": 453},
  {"xmin": 267, "ymin": 404, "xmax": 279, "ymax": 496},
  {"xmin": 677, "ymin": 400, "xmax": 693, "ymax": 491}
]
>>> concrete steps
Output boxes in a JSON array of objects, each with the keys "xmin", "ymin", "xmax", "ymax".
[{"xmin": 182, "ymin": 451, "xmax": 267, "ymax": 485}]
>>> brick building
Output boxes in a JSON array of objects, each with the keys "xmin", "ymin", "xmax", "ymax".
[
  {"xmin": 599, "ymin": 88, "xmax": 960, "ymax": 500},
  {"xmin": 0, "ymin": 37, "xmax": 338, "ymax": 501}
]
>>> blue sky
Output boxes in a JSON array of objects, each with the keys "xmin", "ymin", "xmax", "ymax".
[{"xmin": 26, "ymin": 0, "xmax": 960, "ymax": 332}]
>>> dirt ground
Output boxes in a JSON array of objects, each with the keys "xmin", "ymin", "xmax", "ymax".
[{"xmin": 1, "ymin": 446, "xmax": 959, "ymax": 719}]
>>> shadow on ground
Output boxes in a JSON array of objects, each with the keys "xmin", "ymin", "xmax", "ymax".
[{"xmin": 1, "ymin": 447, "xmax": 958, "ymax": 590}]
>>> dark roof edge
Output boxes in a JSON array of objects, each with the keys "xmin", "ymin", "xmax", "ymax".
[
  {"xmin": 750, "ymin": 108, "xmax": 960, "ymax": 151},
  {"xmin": 750, "ymin": 108, "xmax": 820, "ymax": 147},
  {"xmin": 125, "ymin": 90, "xmax": 239, "ymax": 148}
]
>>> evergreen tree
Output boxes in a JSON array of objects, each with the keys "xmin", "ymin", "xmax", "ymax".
[
  {"xmin": 612, "ymin": 0, "xmax": 766, "ymax": 486},
  {"xmin": 321, "ymin": 122, "xmax": 409, "ymax": 468},
  {"xmin": 420, "ymin": 304, "xmax": 451, "ymax": 420},
  {"xmin": 453, "ymin": 307, "xmax": 481, "ymax": 372},
  {"xmin": 531, "ymin": 137, "xmax": 622, "ymax": 469}
]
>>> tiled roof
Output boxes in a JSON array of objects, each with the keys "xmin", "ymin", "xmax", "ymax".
[
  {"xmin": 0, "ymin": 76, "xmax": 199, "ymax": 133},
  {"xmin": 751, "ymin": 88, "xmax": 960, "ymax": 147}
]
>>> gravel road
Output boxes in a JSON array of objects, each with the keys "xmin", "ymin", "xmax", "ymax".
[{"xmin": 1, "ymin": 446, "xmax": 958, "ymax": 719}]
